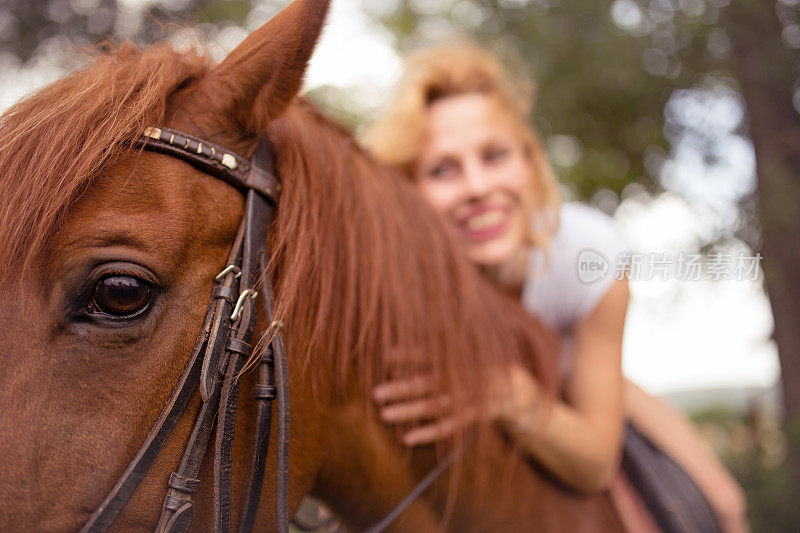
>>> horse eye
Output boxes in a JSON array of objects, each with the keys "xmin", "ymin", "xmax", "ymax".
[{"xmin": 90, "ymin": 276, "xmax": 152, "ymax": 318}]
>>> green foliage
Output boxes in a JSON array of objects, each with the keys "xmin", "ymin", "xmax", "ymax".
[
  {"xmin": 0, "ymin": 0, "xmax": 252, "ymax": 65},
  {"xmin": 0, "ymin": 0, "xmax": 118, "ymax": 63},
  {"xmin": 369, "ymin": 0, "xmax": 751, "ymax": 201},
  {"xmin": 734, "ymin": 454, "xmax": 800, "ymax": 532},
  {"xmin": 195, "ymin": 0, "xmax": 253, "ymax": 25},
  {"xmin": 691, "ymin": 408, "xmax": 800, "ymax": 532}
]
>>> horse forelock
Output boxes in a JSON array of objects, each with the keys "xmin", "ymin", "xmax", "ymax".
[{"xmin": 0, "ymin": 41, "xmax": 211, "ymax": 281}]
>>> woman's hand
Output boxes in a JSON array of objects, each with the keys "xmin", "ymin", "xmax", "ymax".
[
  {"xmin": 373, "ymin": 375, "xmax": 464, "ymax": 446},
  {"xmin": 373, "ymin": 364, "xmax": 542, "ymax": 447},
  {"xmin": 489, "ymin": 364, "xmax": 542, "ymax": 429}
]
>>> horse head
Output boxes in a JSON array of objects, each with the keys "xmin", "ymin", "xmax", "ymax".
[{"xmin": 0, "ymin": 0, "xmax": 332, "ymax": 530}]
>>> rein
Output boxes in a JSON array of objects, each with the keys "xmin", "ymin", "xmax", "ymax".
[{"xmin": 81, "ymin": 127, "xmax": 289, "ymax": 533}]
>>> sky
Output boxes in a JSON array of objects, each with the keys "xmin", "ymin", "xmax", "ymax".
[
  {"xmin": 0, "ymin": 0, "xmax": 781, "ymax": 397},
  {"xmin": 616, "ymin": 192, "xmax": 778, "ymax": 395}
]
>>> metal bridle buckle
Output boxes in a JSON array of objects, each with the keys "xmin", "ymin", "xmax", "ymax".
[
  {"xmin": 231, "ymin": 289, "xmax": 258, "ymax": 322},
  {"xmin": 215, "ymin": 265, "xmax": 242, "ymax": 282}
]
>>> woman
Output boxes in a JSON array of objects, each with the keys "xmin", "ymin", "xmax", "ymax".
[{"xmin": 363, "ymin": 43, "xmax": 747, "ymax": 532}]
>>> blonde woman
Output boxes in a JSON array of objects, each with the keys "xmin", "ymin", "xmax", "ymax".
[{"xmin": 364, "ymin": 44, "xmax": 747, "ymax": 532}]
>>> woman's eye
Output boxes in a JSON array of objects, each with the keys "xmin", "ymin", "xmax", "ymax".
[
  {"xmin": 429, "ymin": 162, "xmax": 457, "ymax": 179},
  {"xmin": 89, "ymin": 276, "xmax": 153, "ymax": 318},
  {"xmin": 484, "ymin": 147, "xmax": 509, "ymax": 163}
]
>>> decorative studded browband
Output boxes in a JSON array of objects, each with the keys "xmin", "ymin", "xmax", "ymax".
[{"xmin": 139, "ymin": 127, "xmax": 282, "ymax": 201}]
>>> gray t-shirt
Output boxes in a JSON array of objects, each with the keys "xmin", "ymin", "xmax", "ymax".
[{"xmin": 521, "ymin": 203, "xmax": 629, "ymax": 370}]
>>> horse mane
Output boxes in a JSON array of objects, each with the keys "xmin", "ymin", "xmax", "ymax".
[
  {"xmin": 266, "ymin": 100, "xmax": 560, "ymax": 414},
  {"xmin": 0, "ymin": 41, "xmax": 210, "ymax": 278},
  {"xmin": 0, "ymin": 38, "xmax": 561, "ymax": 485}
]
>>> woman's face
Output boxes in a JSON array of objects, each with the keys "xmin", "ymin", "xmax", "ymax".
[{"xmin": 415, "ymin": 93, "xmax": 534, "ymax": 267}]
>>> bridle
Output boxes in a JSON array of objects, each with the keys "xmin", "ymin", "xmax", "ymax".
[
  {"xmin": 79, "ymin": 125, "xmax": 456, "ymax": 533},
  {"xmin": 81, "ymin": 127, "xmax": 290, "ymax": 533}
]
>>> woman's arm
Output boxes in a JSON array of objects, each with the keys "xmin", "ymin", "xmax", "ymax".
[
  {"xmin": 374, "ymin": 278, "xmax": 630, "ymax": 494},
  {"xmin": 496, "ymin": 278, "xmax": 629, "ymax": 492}
]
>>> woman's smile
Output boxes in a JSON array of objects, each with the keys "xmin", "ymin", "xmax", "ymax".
[{"xmin": 459, "ymin": 205, "xmax": 511, "ymax": 241}]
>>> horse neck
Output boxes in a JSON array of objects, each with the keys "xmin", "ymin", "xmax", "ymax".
[
  {"xmin": 264, "ymin": 103, "xmax": 619, "ymax": 531},
  {"xmin": 266, "ymin": 101, "xmax": 559, "ymax": 405}
]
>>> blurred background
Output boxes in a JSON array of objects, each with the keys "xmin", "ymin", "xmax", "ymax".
[{"xmin": 1, "ymin": 0, "xmax": 797, "ymax": 528}]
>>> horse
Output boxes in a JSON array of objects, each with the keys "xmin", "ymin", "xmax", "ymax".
[{"xmin": 0, "ymin": 0, "xmax": 632, "ymax": 530}]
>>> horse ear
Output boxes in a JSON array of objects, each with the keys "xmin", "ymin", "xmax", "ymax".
[{"xmin": 204, "ymin": 0, "xmax": 330, "ymax": 134}]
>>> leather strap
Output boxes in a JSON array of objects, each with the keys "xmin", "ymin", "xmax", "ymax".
[
  {"xmin": 213, "ymin": 337, "xmax": 248, "ymax": 532},
  {"xmin": 236, "ymin": 142, "xmax": 282, "ymax": 532},
  {"xmin": 80, "ymin": 294, "xmax": 218, "ymax": 533},
  {"xmin": 267, "ymin": 277, "xmax": 291, "ymax": 533},
  {"xmin": 363, "ymin": 449, "xmax": 458, "ymax": 533},
  {"xmin": 154, "ymin": 222, "xmax": 247, "ymax": 533},
  {"xmin": 86, "ymin": 122, "xmax": 467, "ymax": 533},
  {"xmin": 137, "ymin": 127, "xmax": 281, "ymax": 202},
  {"xmin": 200, "ymin": 224, "xmax": 246, "ymax": 403},
  {"xmin": 214, "ymin": 137, "xmax": 277, "ymax": 530}
]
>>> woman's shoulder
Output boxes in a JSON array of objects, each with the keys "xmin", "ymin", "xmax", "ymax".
[
  {"xmin": 522, "ymin": 202, "xmax": 629, "ymax": 333},
  {"xmin": 556, "ymin": 203, "xmax": 628, "ymax": 256}
]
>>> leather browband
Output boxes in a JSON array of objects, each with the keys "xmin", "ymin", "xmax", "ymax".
[{"xmin": 137, "ymin": 127, "xmax": 281, "ymax": 202}]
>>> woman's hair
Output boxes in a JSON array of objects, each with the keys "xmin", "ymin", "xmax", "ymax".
[{"xmin": 362, "ymin": 42, "xmax": 561, "ymax": 260}]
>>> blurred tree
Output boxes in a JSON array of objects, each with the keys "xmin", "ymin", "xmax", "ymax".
[
  {"xmin": 0, "ymin": 0, "xmax": 251, "ymax": 64},
  {"xmin": 721, "ymin": 0, "xmax": 800, "ymax": 489},
  {"xmin": 0, "ymin": 0, "xmax": 118, "ymax": 62}
]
